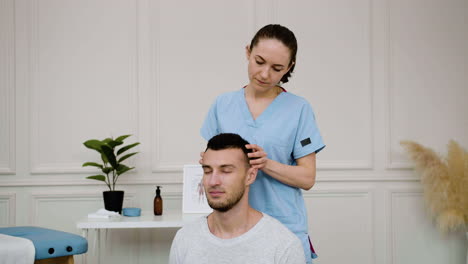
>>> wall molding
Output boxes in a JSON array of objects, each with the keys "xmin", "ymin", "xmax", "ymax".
[
  {"xmin": 0, "ymin": 193, "xmax": 16, "ymax": 226},
  {"xmin": 274, "ymin": 0, "xmax": 376, "ymax": 171},
  {"xmin": 318, "ymin": 160, "xmax": 374, "ymax": 170},
  {"xmin": 304, "ymin": 188, "xmax": 376, "ymax": 264},
  {"xmin": 387, "ymin": 188, "xmax": 423, "ymax": 264},
  {"xmin": 346, "ymin": 0, "xmax": 375, "ymax": 171},
  {"xmin": 149, "ymin": 0, "xmax": 164, "ymax": 173},
  {"xmin": 28, "ymin": 0, "xmax": 140, "ymax": 174},
  {"xmin": 304, "ymin": 188, "xmax": 373, "ymax": 197},
  {"xmin": 151, "ymin": 0, "xmax": 376, "ymax": 171},
  {"xmin": 0, "ymin": 172, "xmax": 420, "ymax": 187},
  {"xmin": 30, "ymin": 192, "xmax": 137, "ymax": 225},
  {"xmin": 384, "ymin": 0, "xmax": 414, "ymax": 170},
  {"xmin": 150, "ymin": 0, "xmax": 256, "ymax": 173},
  {"xmin": 366, "ymin": 0, "xmax": 376, "ymax": 172},
  {"xmin": 0, "ymin": 0, "xmax": 16, "ymax": 175}
]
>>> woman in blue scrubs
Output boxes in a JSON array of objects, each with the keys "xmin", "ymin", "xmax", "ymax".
[{"xmin": 201, "ymin": 24, "xmax": 325, "ymax": 263}]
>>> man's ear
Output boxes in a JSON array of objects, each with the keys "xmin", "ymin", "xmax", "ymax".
[
  {"xmin": 245, "ymin": 45, "xmax": 251, "ymax": 60},
  {"xmin": 245, "ymin": 167, "xmax": 258, "ymax": 185}
]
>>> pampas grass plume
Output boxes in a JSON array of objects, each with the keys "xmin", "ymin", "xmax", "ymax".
[{"xmin": 400, "ymin": 140, "xmax": 468, "ymax": 233}]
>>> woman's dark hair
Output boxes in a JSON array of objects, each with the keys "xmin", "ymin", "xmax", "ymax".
[
  {"xmin": 206, "ymin": 133, "xmax": 252, "ymax": 165},
  {"xmin": 249, "ymin": 24, "xmax": 297, "ymax": 84}
]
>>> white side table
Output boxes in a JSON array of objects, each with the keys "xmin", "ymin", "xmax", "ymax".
[{"xmin": 76, "ymin": 210, "xmax": 206, "ymax": 264}]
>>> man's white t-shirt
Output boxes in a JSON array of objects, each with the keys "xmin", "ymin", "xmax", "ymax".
[{"xmin": 169, "ymin": 213, "xmax": 306, "ymax": 264}]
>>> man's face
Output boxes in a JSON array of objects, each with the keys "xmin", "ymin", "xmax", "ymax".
[{"xmin": 201, "ymin": 148, "xmax": 250, "ymax": 212}]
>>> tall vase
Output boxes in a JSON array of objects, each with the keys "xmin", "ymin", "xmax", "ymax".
[{"xmin": 103, "ymin": 190, "xmax": 124, "ymax": 214}]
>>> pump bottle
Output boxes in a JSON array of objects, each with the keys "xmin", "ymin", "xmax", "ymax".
[{"xmin": 154, "ymin": 186, "xmax": 163, "ymax": 215}]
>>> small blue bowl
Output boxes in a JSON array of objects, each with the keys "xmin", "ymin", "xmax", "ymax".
[{"xmin": 122, "ymin": 207, "xmax": 141, "ymax": 217}]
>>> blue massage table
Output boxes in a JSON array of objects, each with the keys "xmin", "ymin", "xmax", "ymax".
[{"xmin": 0, "ymin": 226, "xmax": 87, "ymax": 264}]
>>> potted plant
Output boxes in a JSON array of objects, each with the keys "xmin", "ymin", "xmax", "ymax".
[
  {"xmin": 82, "ymin": 134, "xmax": 140, "ymax": 214},
  {"xmin": 401, "ymin": 140, "xmax": 468, "ymax": 263}
]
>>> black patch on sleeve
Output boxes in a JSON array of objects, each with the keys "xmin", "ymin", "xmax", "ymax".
[{"xmin": 300, "ymin": 138, "xmax": 311, "ymax": 147}]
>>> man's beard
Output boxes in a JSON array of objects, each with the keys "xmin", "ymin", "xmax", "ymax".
[{"xmin": 206, "ymin": 186, "xmax": 245, "ymax": 212}]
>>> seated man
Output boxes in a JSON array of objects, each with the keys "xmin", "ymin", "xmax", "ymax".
[{"xmin": 169, "ymin": 133, "xmax": 306, "ymax": 264}]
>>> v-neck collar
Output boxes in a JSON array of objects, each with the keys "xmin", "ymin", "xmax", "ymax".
[{"xmin": 238, "ymin": 88, "xmax": 286, "ymax": 128}]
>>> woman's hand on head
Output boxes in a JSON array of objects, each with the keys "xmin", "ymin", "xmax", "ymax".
[{"xmin": 245, "ymin": 144, "xmax": 268, "ymax": 170}]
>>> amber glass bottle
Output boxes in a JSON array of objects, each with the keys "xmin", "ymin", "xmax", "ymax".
[{"xmin": 154, "ymin": 186, "xmax": 163, "ymax": 215}]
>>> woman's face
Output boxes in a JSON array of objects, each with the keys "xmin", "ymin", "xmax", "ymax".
[{"xmin": 246, "ymin": 38, "xmax": 293, "ymax": 92}]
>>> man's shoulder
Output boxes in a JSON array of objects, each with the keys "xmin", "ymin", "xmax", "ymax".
[
  {"xmin": 256, "ymin": 214, "xmax": 305, "ymax": 262},
  {"xmin": 175, "ymin": 216, "xmax": 207, "ymax": 237},
  {"xmin": 260, "ymin": 214, "xmax": 300, "ymax": 241},
  {"xmin": 261, "ymin": 213, "xmax": 287, "ymax": 228}
]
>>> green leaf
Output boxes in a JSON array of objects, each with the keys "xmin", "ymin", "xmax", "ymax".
[
  {"xmin": 117, "ymin": 142, "xmax": 140, "ymax": 156},
  {"xmin": 82, "ymin": 162, "xmax": 103, "ymax": 169},
  {"xmin": 83, "ymin": 140, "xmax": 104, "ymax": 152},
  {"xmin": 107, "ymin": 139, "xmax": 124, "ymax": 149},
  {"xmin": 86, "ymin": 175, "xmax": 106, "ymax": 182},
  {"xmin": 117, "ymin": 164, "xmax": 134, "ymax": 176},
  {"xmin": 101, "ymin": 153, "xmax": 108, "ymax": 164},
  {"xmin": 115, "ymin": 135, "xmax": 131, "ymax": 142},
  {"xmin": 102, "ymin": 167, "xmax": 113, "ymax": 174},
  {"xmin": 101, "ymin": 145, "xmax": 118, "ymax": 168},
  {"xmin": 118, "ymin": 152, "xmax": 138, "ymax": 163},
  {"xmin": 102, "ymin": 138, "xmax": 113, "ymax": 145}
]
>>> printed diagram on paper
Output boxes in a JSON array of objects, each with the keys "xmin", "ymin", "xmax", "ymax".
[{"xmin": 183, "ymin": 165, "xmax": 212, "ymax": 213}]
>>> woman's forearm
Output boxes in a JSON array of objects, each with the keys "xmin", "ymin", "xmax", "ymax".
[{"xmin": 262, "ymin": 153, "xmax": 317, "ymax": 190}]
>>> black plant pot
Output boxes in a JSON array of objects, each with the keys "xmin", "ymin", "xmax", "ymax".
[{"xmin": 103, "ymin": 190, "xmax": 124, "ymax": 214}]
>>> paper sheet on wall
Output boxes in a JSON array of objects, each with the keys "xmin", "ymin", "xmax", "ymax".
[{"xmin": 183, "ymin": 165, "xmax": 212, "ymax": 213}]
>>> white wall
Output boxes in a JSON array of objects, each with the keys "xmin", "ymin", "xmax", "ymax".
[{"xmin": 1, "ymin": 0, "xmax": 467, "ymax": 263}]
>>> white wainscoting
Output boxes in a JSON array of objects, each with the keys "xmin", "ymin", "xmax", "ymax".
[
  {"xmin": 1, "ymin": 0, "xmax": 467, "ymax": 263},
  {"xmin": 305, "ymin": 189, "xmax": 374, "ymax": 264},
  {"xmin": 30, "ymin": 192, "xmax": 136, "ymax": 230},
  {"xmin": 388, "ymin": 189, "xmax": 466, "ymax": 264},
  {"xmin": 0, "ymin": 193, "xmax": 16, "ymax": 226}
]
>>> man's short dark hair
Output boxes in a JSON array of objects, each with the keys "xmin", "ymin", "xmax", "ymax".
[{"xmin": 206, "ymin": 133, "xmax": 252, "ymax": 164}]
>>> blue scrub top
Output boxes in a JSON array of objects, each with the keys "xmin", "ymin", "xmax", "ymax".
[{"xmin": 201, "ymin": 88, "xmax": 325, "ymax": 262}]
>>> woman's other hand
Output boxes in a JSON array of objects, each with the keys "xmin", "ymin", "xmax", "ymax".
[{"xmin": 245, "ymin": 144, "xmax": 268, "ymax": 170}]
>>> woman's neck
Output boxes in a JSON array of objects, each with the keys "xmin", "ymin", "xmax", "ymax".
[{"xmin": 244, "ymin": 84, "xmax": 282, "ymax": 100}]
